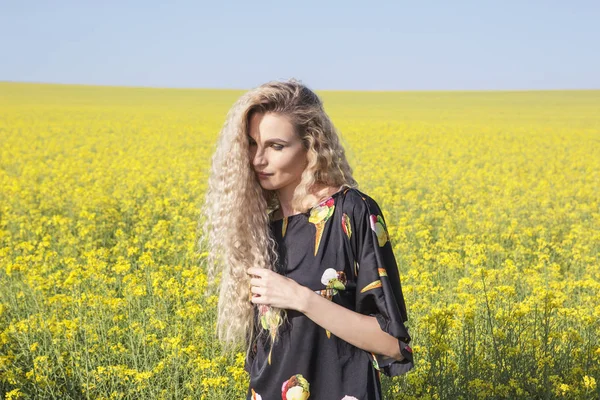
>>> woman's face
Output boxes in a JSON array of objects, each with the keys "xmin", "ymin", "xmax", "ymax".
[{"xmin": 248, "ymin": 112, "xmax": 308, "ymax": 192}]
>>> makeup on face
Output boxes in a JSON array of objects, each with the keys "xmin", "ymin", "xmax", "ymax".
[{"xmin": 248, "ymin": 112, "xmax": 308, "ymax": 192}]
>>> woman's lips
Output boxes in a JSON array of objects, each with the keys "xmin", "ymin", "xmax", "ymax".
[{"xmin": 257, "ymin": 172, "xmax": 273, "ymax": 179}]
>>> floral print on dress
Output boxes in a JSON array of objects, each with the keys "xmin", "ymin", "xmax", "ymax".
[
  {"xmin": 282, "ymin": 216, "xmax": 288, "ymax": 237},
  {"xmin": 258, "ymin": 304, "xmax": 281, "ymax": 365},
  {"xmin": 360, "ymin": 280, "xmax": 382, "ymax": 293},
  {"xmin": 341, "ymin": 213, "xmax": 352, "ymax": 238},
  {"xmin": 359, "ymin": 269, "xmax": 387, "ymax": 293},
  {"xmin": 369, "ymin": 214, "xmax": 389, "ymax": 247},
  {"xmin": 369, "ymin": 352, "xmax": 380, "ymax": 370},
  {"xmin": 250, "ymin": 389, "xmax": 262, "ymax": 400},
  {"xmin": 320, "ymin": 268, "xmax": 347, "ymax": 293},
  {"xmin": 315, "ymin": 268, "xmax": 347, "ymax": 338},
  {"xmin": 308, "ymin": 197, "xmax": 335, "ymax": 255},
  {"xmin": 341, "ymin": 396, "xmax": 359, "ymax": 400},
  {"xmin": 281, "ymin": 374, "xmax": 310, "ymax": 400}
]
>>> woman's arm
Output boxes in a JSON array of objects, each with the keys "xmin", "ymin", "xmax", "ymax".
[
  {"xmin": 297, "ymin": 285, "xmax": 404, "ymax": 361},
  {"xmin": 247, "ymin": 267, "xmax": 403, "ymax": 361}
]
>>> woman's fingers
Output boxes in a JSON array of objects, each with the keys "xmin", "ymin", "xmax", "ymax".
[
  {"xmin": 250, "ymin": 285, "xmax": 265, "ymax": 295},
  {"xmin": 247, "ymin": 267, "xmax": 267, "ymax": 277},
  {"xmin": 249, "ymin": 277, "xmax": 264, "ymax": 286},
  {"xmin": 250, "ymin": 295, "xmax": 267, "ymax": 304},
  {"xmin": 247, "ymin": 267, "xmax": 294, "ymax": 308}
]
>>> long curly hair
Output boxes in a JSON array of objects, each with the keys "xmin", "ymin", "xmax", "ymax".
[{"xmin": 198, "ymin": 78, "xmax": 358, "ymax": 357}]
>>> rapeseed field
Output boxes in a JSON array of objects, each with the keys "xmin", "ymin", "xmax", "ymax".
[{"xmin": 0, "ymin": 82, "xmax": 598, "ymax": 399}]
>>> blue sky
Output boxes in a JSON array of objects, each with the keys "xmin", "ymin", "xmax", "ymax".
[{"xmin": 1, "ymin": 0, "xmax": 599, "ymax": 90}]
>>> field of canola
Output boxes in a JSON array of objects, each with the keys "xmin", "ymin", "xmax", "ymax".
[{"xmin": 0, "ymin": 82, "xmax": 599, "ymax": 399}]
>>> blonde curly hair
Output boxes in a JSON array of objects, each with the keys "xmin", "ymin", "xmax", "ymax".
[{"xmin": 198, "ymin": 78, "xmax": 358, "ymax": 358}]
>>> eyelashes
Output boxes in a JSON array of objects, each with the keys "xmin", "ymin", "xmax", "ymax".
[{"xmin": 248, "ymin": 141, "xmax": 284, "ymax": 151}]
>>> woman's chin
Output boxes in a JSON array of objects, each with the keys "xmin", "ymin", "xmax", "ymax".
[{"xmin": 258, "ymin": 180, "xmax": 277, "ymax": 190}]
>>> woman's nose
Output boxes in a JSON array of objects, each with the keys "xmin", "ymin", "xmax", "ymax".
[{"xmin": 252, "ymin": 149, "xmax": 266, "ymax": 167}]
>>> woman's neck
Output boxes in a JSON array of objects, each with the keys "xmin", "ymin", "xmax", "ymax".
[{"xmin": 275, "ymin": 184, "xmax": 345, "ymax": 218}]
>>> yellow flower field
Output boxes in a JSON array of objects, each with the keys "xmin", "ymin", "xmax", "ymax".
[{"xmin": 0, "ymin": 82, "xmax": 599, "ymax": 399}]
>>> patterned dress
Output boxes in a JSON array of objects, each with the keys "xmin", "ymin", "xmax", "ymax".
[{"xmin": 245, "ymin": 186, "xmax": 414, "ymax": 400}]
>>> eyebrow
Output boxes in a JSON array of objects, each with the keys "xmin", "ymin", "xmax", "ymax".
[{"xmin": 247, "ymin": 137, "xmax": 290, "ymax": 144}]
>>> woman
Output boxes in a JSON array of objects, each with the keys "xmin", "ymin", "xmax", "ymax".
[{"xmin": 200, "ymin": 79, "xmax": 413, "ymax": 399}]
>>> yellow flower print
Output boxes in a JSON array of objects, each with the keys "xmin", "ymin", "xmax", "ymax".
[
  {"xmin": 281, "ymin": 374, "xmax": 310, "ymax": 400},
  {"xmin": 360, "ymin": 280, "xmax": 382, "ymax": 293},
  {"xmin": 308, "ymin": 197, "xmax": 336, "ymax": 225},
  {"xmin": 308, "ymin": 197, "xmax": 335, "ymax": 256},
  {"xmin": 258, "ymin": 304, "xmax": 281, "ymax": 365},
  {"xmin": 369, "ymin": 214, "xmax": 389, "ymax": 247},
  {"xmin": 251, "ymin": 388, "xmax": 262, "ymax": 400},
  {"xmin": 282, "ymin": 216, "xmax": 288, "ymax": 237},
  {"xmin": 341, "ymin": 213, "xmax": 352, "ymax": 238}
]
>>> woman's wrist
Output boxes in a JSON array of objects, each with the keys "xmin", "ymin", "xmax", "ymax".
[{"xmin": 294, "ymin": 284, "xmax": 314, "ymax": 314}]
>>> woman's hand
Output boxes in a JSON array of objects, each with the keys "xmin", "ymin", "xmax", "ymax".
[{"xmin": 247, "ymin": 267, "xmax": 309, "ymax": 311}]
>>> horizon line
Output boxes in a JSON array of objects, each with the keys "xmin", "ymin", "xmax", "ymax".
[{"xmin": 1, "ymin": 80, "xmax": 599, "ymax": 93}]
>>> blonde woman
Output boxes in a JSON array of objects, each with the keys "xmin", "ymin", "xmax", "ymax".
[{"xmin": 200, "ymin": 79, "xmax": 413, "ymax": 399}]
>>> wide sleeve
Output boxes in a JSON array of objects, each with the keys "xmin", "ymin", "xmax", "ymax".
[{"xmin": 349, "ymin": 193, "xmax": 414, "ymax": 376}]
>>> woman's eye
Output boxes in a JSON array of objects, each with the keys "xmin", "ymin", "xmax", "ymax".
[{"xmin": 248, "ymin": 141, "xmax": 282, "ymax": 150}]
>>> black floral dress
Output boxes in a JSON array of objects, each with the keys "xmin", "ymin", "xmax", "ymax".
[{"xmin": 244, "ymin": 186, "xmax": 414, "ymax": 400}]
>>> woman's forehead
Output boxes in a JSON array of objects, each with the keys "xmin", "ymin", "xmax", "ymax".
[{"xmin": 248, "ymin": 112, "xmax": 297, "ymax": 140}]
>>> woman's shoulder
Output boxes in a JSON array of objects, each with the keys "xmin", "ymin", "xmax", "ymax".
[{"xmin": 340, "ymin": 186, "xmax": 380, "ymax": 216}]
